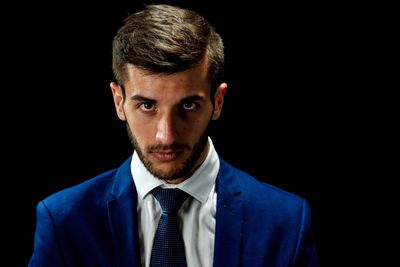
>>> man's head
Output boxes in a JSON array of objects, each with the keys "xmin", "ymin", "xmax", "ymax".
[{"xmin": 110, "ymin": 4, "xmax": 227, "ymax": 184}]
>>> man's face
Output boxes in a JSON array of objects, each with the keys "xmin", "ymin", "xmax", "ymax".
[{"xmin": 111, "ymin": 61, "xmax": 227, "ymax": 184}]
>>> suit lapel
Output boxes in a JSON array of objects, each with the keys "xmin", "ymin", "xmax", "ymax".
[
  {"xmin": 107, "ymin": 157, "xmax": 141, "ymax": 267},
  {"xmin": 213, "ymin": 159, "xmax": 244, "ymax": 267}
]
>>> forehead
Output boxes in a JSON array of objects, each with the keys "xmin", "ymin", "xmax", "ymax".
[{"xmin": 123, "ymin": 62, "xmax": 211, "ymax": 97}]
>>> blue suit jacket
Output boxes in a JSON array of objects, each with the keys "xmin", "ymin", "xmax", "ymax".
[{"xmin": 29, "ymin": 157, "xmax": 319, "ymax": 267}]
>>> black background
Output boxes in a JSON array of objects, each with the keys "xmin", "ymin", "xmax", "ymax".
[{"xmin": 3, "ymin": 0, "xmax": 389, "ymax": 266}]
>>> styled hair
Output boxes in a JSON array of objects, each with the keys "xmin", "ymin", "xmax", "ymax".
[{"xmin": 112, "ymin": 4, "xmax": 224, "ymax": 96}]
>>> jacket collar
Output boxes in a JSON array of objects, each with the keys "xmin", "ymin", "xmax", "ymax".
[
  {"xmin": 108, "ymin": 156, "xmax": 141, "ymax": 267},
  {"xmin": 213, "ymin": 158, "xmax": 244, "ymax": 267}
]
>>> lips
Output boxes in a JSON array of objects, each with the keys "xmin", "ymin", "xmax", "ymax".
[{"xmin": 151, "ymin": 150, "xmax": 183, "ymax": 162}]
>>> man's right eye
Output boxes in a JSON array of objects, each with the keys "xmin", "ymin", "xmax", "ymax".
[{"xmin": 140, "ymin": 102, "xmax": 155, "ymax": 112}]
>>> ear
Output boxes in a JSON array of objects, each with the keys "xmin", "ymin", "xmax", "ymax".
[
  {"xmin": 212, "ymin": 82, "xmax": 227, "ymax": 120},
  {"xmin": 110, "ymin": 82, "xmax": 126, "ymax": 121}
]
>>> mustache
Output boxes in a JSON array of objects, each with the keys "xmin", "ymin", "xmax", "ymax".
[{"xmin": 147, "ymin": 143, "xmax": 189, "ymax": 152}]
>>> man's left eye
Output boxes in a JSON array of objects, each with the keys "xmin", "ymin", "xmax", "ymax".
[{"xmin": 182, "ymin": 102, "xmax": 196, "ymax": 110}]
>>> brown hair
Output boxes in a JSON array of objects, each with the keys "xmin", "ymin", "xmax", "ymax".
[{"xmin": 112, "ymin": 4, "xmax": 224, "ymax": 97}]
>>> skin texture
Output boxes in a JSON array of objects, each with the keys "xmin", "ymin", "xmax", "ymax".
[{"xmin": 111, "ymin": 59, "xmax": 227, "ymax": 184}]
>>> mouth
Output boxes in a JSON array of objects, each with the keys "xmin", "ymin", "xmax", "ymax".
[{"xmin": 150, "ymin": 150, "xmax": 184, "ymax": 162}]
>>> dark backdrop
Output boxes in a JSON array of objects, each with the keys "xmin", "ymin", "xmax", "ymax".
[{"xmin": 4, "ymin": 1, "xmax": 367, "ymax": 266}]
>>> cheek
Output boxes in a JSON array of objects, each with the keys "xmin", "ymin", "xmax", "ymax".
[
  {"xmin": 127, "ymin": 117, "xmax": 155, "ymax": 142},
  {"xmin": 183, "ymin": 114, "xmax": 211, "ymax": 135}
]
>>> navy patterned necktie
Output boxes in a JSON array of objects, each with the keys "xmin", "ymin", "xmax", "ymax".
[{"xmin": 151, "ymin": 187, "xmax": 189, "ymax": 267}]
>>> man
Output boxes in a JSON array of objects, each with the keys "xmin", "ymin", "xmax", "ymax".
[{"xmin": 29, "ymin": 4, "xmax": 319, "ymax": 267}]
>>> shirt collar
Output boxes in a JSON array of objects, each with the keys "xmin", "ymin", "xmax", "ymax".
[{"xmin": 131, "ymin": 137, "xmax": 219, "ymax": 203}]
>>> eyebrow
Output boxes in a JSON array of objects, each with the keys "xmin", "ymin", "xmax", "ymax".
[
  {"xmin": 180, "ymin": 95, "xmax": 204, "ymax": 103},
  {"xmin": 130, "ymin": 94, "xmax": 205, "ymax": 103},
  {"xmin": 130, "ymin": 95, "xmax": 154, "ymax": 102}
]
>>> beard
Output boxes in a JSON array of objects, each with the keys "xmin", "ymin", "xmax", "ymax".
[{"xmin": 126, "ymin": 123, "xmax": 210, "ymax": 181}]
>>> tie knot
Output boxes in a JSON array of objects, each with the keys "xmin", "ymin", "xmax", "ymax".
[{"xmin": 151, "ymin": 188, "xmax": 189, "ymax": 214}]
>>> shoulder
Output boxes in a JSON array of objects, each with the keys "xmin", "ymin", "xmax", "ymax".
[
  {"xmin": 41, "ymin": 156, "xmax": 134, "ymax": 210},
  {"xmin": 33, "ymin": 157, "xmax": 134, "ymax": 233},
  {"xmin": 40, "ymin": 168, "xmax": 119, "ymax": 215},
  {"xmin": 218, "ymin": 158, "xmax": 307, "ymax": 213}
]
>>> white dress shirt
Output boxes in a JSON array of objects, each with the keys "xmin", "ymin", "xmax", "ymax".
[{"xmin": 131, "ymin": 137, "xmax": 219, "ymax": 267}]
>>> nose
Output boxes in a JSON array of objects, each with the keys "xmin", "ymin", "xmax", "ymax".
[{"xmin": 155, "ymin": 111, "xmax": 178, "ymax": 144}]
